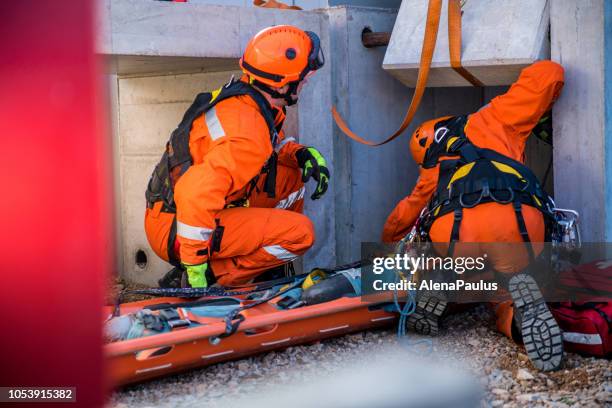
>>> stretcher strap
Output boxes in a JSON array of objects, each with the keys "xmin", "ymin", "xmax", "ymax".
[
  {"xmin": 330, "ymin": 0, "xmax": 443, "ymax": 146},
  {"xmin": 448, "ymin": 0, "xmax": 484, "ymax": 87}
]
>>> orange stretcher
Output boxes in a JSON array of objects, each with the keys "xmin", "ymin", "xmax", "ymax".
[{"xmin": 105, "ymin": 289, "xmax": 397, "ymax": 387}]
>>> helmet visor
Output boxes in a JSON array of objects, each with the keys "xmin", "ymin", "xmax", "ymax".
[{"xmin": 305, "ymin": 31, "xmax": 325, "ymax": 71}]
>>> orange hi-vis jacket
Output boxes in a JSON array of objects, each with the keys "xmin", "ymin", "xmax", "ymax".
[
  {"xmin": 382, "ymin": 61, "xmax": 564, "ymax": 249},
  {"xmin": 146, "ymin": 78, "xmax": 305, "ymax": 267}
]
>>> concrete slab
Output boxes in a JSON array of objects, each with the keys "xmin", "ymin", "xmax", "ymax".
[
  {"xmin": 99, "ymin": 0, "xmax": 330, "ymax": 77},
  {"xmin": 383, "ymin": 0, "xmax": 550, "ymax": 87}
]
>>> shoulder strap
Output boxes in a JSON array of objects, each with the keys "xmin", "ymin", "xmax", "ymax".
[
  {"xmin": 216, "ymin": 81, "xmax": 278, "ymax": 144},
  {"xmin": 177, "ymin": 80, "xmax": 278, "ymax": 144},
  {"xmin": 422, "ymin": 115, "xmax": 473, "ymax": 168}
]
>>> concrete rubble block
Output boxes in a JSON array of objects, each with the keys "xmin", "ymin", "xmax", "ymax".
[{"xmin": 383, "ymin": 0, "xmax": 550, "ymax": 87}]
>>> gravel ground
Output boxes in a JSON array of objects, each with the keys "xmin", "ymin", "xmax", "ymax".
[{"xmin": 108, "ymin": 303, "xmax": 611, "ymax": 408}]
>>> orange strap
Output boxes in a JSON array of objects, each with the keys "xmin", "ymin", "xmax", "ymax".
[
  {"xmin": 331, "ymin": 0, "xmax": 442, "ymax": 146},
  {"xmin": 253, "ymin": 0, "xmax": 302, "ymax": 10},
  {"xmin": 448, "ymin": 0, "xmax": 484, "ymax": 87},
  {"xmin": 331, "ymin": 0, "xmax": 481, "ymax": 146}
]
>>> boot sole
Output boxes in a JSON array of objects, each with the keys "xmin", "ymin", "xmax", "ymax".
[
  {"xmin": 509, "ymin": 274, "xmax": 564, "ymax": 371},
  {"xmin": 406, "ymin": 293, "xmax": 447, "ymax": 336}
]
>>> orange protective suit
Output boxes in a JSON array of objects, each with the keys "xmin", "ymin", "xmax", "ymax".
[
  {"xmin": 382, "ymin": 60, "xmax": 564, "ymax": 338},
  {"xmin": 145, "ymin": 79, "xmax": 314, "ymax": 286}
]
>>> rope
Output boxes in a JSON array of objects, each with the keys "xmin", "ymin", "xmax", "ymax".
[{"xmin": 392, "ymin": 236, "xmax": 434, "ymax": 354}]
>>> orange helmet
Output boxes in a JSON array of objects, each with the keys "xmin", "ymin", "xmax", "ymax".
[
  {"xmin": 240, "ymin": 25, "xmax": 324, "ymax": 104},
  {"xmin": 409, "ymin": 116, "xmax": 452, "ymax": 165}
]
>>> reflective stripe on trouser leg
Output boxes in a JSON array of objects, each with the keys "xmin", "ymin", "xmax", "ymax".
[
  {"xmin": 262, "ymin": 245, "xmax": 299, "ymax": 261},
  {"xmin": 248, "ymin": 164, "xmax": 304, "ymax": 211},
  {"xmin": 208, "ymin": 207, "xmax": 315, "ymax": 286}
]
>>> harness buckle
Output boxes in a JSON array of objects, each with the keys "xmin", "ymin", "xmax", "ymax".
[{"xmin": 453, "ymin": 209, "xmax": 462, "ymax": 221}]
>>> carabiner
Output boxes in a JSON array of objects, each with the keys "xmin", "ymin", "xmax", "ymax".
[{"xmin": 489, "ymin": 187, "xmax": 515, "ymax": 204}]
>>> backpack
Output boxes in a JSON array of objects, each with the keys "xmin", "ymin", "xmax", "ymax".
[
  {"xmin": 550, "ymin": 302, "xmax": 612, "ymax": 357},
  {"xmin": 145, "ymin": 79, "xmax": 279, "ymax": 214}
]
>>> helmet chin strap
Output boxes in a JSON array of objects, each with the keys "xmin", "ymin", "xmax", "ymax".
[{"xmin": 253, "ymin": 79, "xmax": 300, "ymax": 106}]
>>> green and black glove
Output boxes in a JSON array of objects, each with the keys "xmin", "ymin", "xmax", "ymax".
[
  {"xmin": 181, "ymin": 262, "xmax": 209, "ymax": 288},
  {"xmin": 531, "ymin": 111, "xmax": 553, "ymax": 145},
  {"xmin": 296, "ymin": 147, "xmax": 330, "ymax": 200}
]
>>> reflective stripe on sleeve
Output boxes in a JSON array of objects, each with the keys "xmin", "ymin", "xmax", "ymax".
[
  {"xmin": 562, "ymin": 332, "xmax": 603, "ymax": 345},
  {"xmin": 205, "ymin": 106, "xmax": 225, "ymax": 141},
  {"xmin": 263, "ymin": 245, "xmax": 298, "ymax": 261},
  {"xmin": 177, "ymin": 221, "xmax": 213, "ymax": 242},
  {"xmin": 275, "ymin": 136, "xmax": 296, "ymax": 153},
  {"xmin": 275, "ymin": 186, "xmax": 305, "ymax": 210}
]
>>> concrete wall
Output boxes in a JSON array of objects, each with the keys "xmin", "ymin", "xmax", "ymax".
[{"xmin": 551, "ymin": 0, "xmax": 607, "ymax": 242}]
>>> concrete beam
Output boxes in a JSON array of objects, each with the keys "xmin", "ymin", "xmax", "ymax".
[
  {"xmin": 383, "ymin": 0, "xmax": 550, "ymax": 87},
  {"xmin": 551, "ymin": 0, "xmax": 607, "ymax": 242},
  {"xmin": 98, "ymin": 0, "xmax": 326, "ymax": 76}
]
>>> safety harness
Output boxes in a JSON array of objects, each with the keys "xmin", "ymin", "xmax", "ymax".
[
  {"xmin": 145, "ymin": 79, "xmax": 281, "ymax": 265},
  {"xmin": 418, "ymin": 116, "xmax": 556, "ymax": 257}
]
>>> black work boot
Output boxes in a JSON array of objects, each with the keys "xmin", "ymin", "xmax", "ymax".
[
  {"xmin": 508, "ymin": 273, "xmax": 564, "ymax": 371},
  {"xmin": 406, "ymin": 291, "xmax": 448, "ymax": 336},
  {"xmin": 158, "ymin": 266, "xmax": 185, "ymax": 288}
]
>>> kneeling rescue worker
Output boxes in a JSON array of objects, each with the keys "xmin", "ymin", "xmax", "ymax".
[
  {"xmin": 145, "ymin": 25, "xmax": 328, "ymax": 289},
  {"xmin": 382, "ymin": 61, "xmax": 565, "ymax": 371}
]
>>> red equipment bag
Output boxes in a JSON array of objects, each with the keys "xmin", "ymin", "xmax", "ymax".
[{"xmin": 550, "ymin": 302, "xmax": 612, "ymax": 357}]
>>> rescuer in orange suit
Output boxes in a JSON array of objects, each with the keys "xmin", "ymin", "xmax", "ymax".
[
  {"xmin": 382, "ymin": 61, "xmax": 565, "ymax": 370},
  {"xmin": 145, "ymin": 26, "xmax": 328, "ymax": 288}
]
